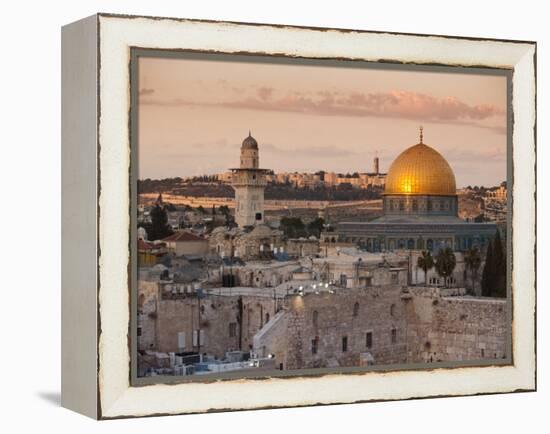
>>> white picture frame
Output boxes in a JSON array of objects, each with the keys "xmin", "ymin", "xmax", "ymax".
[{"xmin": 61, "ymin": 13, "xmax": 536, "ymax": 419}]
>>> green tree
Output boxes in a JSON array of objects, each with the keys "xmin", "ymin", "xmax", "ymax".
[
  {"xmin": 481, "ymin": 230, "xmax": 507, "ymax": 298},
  {"xmin": 492, "ymin": 230, "xmax": 507, "ymax": 297},
  {"xmin": 280, "ymin": 216, "xmax": 306, "ymax": 238},
  {"xmin": 217, "ymin": 205, "xmax": 231, "ymax": 225},
  {"xmin": 218, "ymin": 205, "xmax": 230, "ymax": 217},
  {"xmin": 307, "ymin": 217, "xmax": 325, "ymax": 238},
  {"xmin": 434, "ymin": 247, "xmax": 457, "ymax": 287},
  {"xmin": 464, "ymin": 247, "xmax": 482, "ymax": 295},
  {"xmin": 147, "ymin": 204, "xmax": 173, "ymax": 240},
  {"xmin": 417, "ymin": 250, "xmax": 434, "ymax": 285},
  {"xmin": 481, "ymin": 240, "xmax": 494, "ymax": 296}
]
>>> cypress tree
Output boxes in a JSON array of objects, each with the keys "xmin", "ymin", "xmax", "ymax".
[
  {"xmin": 149, "ymin": 204, "xmax": 173, "ymax": 240},
  {"xmin": 492, "ymin": 230, "xmax": 507, "ymax": 297},
  {"xmin": 481, "ymin": 240, "xmax": 494, "ymax": 297}
]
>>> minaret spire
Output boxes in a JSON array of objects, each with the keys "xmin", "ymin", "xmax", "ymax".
[{"xmin": 419, "ymin": 125, "xmax": 424, "ymax": 144}]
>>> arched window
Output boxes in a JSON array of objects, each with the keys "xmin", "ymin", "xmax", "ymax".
[
  {"xmin": 390, "ymin": 304, "xmax": 396, "ymax": 317},
  {"xmin": 353, "ymin": 302, "xmax": 360, "ymax": 317},
  {"xmin": 312, "ymin": 310, "xmax": 318, "ymax": 327},
  {"xmin": 265, "ymin": 313, "xmax": 270, "ymax": 323}
]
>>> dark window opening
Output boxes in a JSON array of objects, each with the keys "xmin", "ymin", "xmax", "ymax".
[
  {"xmin": 391, "ymin": 328, "xmax": 397, "ymax": 344},
  {"xmin": 311, "ymin": 336, "xmax": 319, "ymax": 355},
  {"xmin": 342, "ymin": 336, "xmax": 348, "ymax": 352},
  {"xmin": 255, "ymin": 212, "xmax": 262, "ymax": 220},
  {"xmin": 366, "ymin": 332, "xmax": 373, "ymax": 349},
  {"xmin": 353, "ymin": 302, "xmax": 360, "ymax": 317},
  {"xmin": 229, "ymin": 322, "xmax": 237, "ymax": 337}
]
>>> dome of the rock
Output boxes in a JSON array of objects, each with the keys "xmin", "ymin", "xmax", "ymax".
[{"xmin": 384, "ymin": 141, "xmax": 456, "ymax": 196}]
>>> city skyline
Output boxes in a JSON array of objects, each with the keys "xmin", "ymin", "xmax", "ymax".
[{"xmin": 138, "ymin": 56, "xmax": 507, "ymax": 187}]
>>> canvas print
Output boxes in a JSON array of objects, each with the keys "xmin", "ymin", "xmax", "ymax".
[{"xmin": 134, "ymin": 53, "xmax": 510, "ymax": 380}]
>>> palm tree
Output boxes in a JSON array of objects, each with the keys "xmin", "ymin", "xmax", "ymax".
[
  {"xmin": 417, "ymin": 250, "xmax": 434, "ymax": 286},
  {"xmin": 464, "ymin": 247, "xmax": 482, "ymax": 295},
  {"xmin": 435, "ymin": 247, "xmax": 457, "ymax": 288}
]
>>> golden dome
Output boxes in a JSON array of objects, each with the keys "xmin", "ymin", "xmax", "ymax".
[{"xmin": 384, "ymin": 136, "xmax": 456, "ymax": 196}]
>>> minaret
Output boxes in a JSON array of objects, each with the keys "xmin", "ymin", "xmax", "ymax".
[
  {"xmin": 230, "ymin": 132, "xmax": 268, "ymax": 227},
  {"xmin": 373, "ymin": 152, "xmax": 379, "ymax": 175}
]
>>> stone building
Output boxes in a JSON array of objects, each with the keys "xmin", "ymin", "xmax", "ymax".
[
  {"xmin": 162, "ymin": 230, "xmax": 209, "ymax": 256},
  {"xmin": 285, "ymin": 238, "xmax": 320, "ymax": 258},
  {"xmin": 208, "ymin": 224, "xmax": 320, "ymax": 262},
  {"xmin": 137, "ymin": 280, "xmax": 285, "ymax": 358},
  {"xmin": 230, "ymin": 132, "xmax": 269, "ymax": 227},
  {"xmin": 208, "ymin": 224, "xmax": 285, "ymax": 261}
]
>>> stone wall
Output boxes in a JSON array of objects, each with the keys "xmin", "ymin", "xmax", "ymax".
[
  {"xmin": 139, "ymin": 274, "xmax": 508, "ymax": 372},
  {"xmin": 137, "ymin": 281, "xmax": 159, "ymax": 351},
  {"xmin": 405, "ymin": 287, "xmax": 508, "ymax": 363},
  {"xmin": 256, "ymin": 286, "xmax": 408, "ymax": 370},
  {"xmin": 138, "ymin": 289, "xmax": 280, "ymax": 358},
  {"xmin": 254, "ymin": 285, "xmax": 508, "ymax": 371},
  {"xmin": 253, "ymin": 310, "xmax": 289, "ymax": 369}
]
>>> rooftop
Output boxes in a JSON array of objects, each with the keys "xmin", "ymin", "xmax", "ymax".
[{"xmin": 163, "ymin": 231, "xmax": 206, "ymax": 242}]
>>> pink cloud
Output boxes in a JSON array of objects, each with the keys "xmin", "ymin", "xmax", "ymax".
[
  {"xmin": 219, "ymin": 89, "xmax": 504, "ymax": 123},
  {"xmin": 140, "ymin": 88, "xmax": 505, "ymax": 131},
  {"xmin": 256, "ymin": 86, "xmax": 274, "ymax": 101}
]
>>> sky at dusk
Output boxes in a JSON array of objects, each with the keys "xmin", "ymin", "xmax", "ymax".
[{"xmin": 137, "ymin": 55, "xmax": 508, "ymax": 188}]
